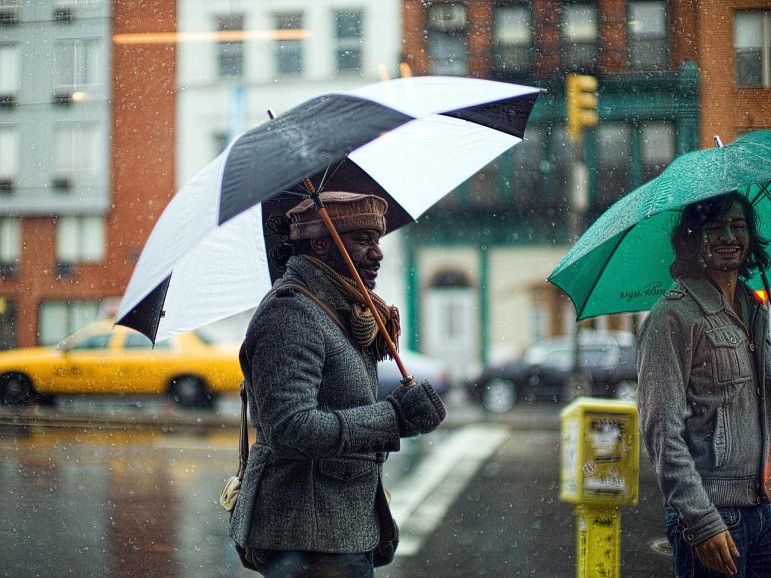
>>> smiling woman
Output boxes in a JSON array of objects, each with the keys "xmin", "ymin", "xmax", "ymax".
[{"xmin": 0, "ymin": 320, "xmax": 242, "ymax": 408}]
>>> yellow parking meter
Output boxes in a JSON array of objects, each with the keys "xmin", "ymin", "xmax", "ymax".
[{"xmin": 560, "ymin": 397, "xmax": 639, "ymax": 578}]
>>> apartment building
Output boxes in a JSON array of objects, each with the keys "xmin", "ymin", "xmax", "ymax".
[{"xmin": 0, "ymin": 0, "xmax": 176, "ymax": 348}]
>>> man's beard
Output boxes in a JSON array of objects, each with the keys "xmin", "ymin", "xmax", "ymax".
[{"xmin": 326, "ymin": 244, "xmax": 377, "ymax": 290}]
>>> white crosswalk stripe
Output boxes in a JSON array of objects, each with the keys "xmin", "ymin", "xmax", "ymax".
[{"xmin": 387, "ymin": 423, "xmax": 511, "ymax": 556}]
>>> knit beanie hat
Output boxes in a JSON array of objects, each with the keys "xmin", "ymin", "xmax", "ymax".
[{"xmin": 286, "ymin": 191, "xmax": 388, "ymax": 240}]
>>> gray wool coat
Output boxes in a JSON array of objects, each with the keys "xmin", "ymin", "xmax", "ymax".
[
  {"xmin": 637, "ymin": 277, "xmax": 771, "ymax": 546},
  {"xmin": 230, "ymin": 256, "xmax": 403, "ymax": 554}
]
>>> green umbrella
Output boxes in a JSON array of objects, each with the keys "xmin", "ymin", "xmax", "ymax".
[{"xmin": 549, "ymin": 129, "xmax": 771, "ymax": 320}]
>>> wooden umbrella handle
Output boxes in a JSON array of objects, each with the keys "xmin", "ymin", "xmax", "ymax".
[
  {"xmin": 266, "ymin": 109, "xmax": 414, "ymax": 385},
  {"xmin": 307, "ymin": 181, "xmax": 415, "ymax": 385}
]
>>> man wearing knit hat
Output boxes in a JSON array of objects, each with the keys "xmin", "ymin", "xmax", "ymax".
[{"xmin": 230, "ymin": 191, "xmax": 447, "ymax": 577}]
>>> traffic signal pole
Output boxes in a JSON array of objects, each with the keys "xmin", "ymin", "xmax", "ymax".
[{"xmin": 565, "ymin": 74, "xmax": 599, "ymax": 400}]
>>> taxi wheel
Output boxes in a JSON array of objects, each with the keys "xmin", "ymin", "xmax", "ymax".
[
  {"xmin": 0, "ymin": 372, "xmax": 34, "ymax": 405},
  {"xmin": 168, "ymin": 376, "xmax": 214, "ymax": 409}
]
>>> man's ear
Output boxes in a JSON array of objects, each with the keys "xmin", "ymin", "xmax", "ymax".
[{"xmin": 310, "ymin": 236, "xmax": 331, "ymax": 258}]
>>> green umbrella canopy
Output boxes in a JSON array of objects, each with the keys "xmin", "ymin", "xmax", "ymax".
[{"xmin": 549, "ymin": 129, "xmax": 771, "ymax": 320}]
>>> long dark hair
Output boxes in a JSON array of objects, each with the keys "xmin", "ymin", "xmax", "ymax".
[{"xmin": 670, "ymin": 191, "xmax": 770, "ymax": 280}]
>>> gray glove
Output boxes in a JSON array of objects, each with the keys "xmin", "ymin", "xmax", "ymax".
[{"xmin": 387, "ymin": 380, "xmax": 446, "ymax": 437}]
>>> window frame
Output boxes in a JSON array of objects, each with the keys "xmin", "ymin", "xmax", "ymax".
[
  {"xmin": 56, "ymin": 215, "xmax": 105, "ymax": 264},
  {"xmin": 51, "ymin": 38, "xmax": 101, "ymax": 93},
  {"xmin": 491, "ymin": 2, "xmax": 534, "ymax": 78},
  {"xmin": 561, "ymin": 1, "xmax": 599, "ymax": 74},
  {"xmin": 39, "ymin": 300, "xmax": 101, "ymax": 346},
  {"xmin": 627, "ymin": 0, "xmax": 669, "ymax": 71},
  {"xmin": 334, "ymin": 9, "xmax": 364, "ymax": 74},
  {"xmin": 426, "ymin": 3, "xmax": 469, "ymax": 76},
  {"xmin": 0, "ymin": 42, "xmax": 20, "ymax": 97},
  {"xmin": 735, "ymin": 10, "xmax": 771, "ymax": 87},
  {"xmin": 274, "ymin": 12, "xmax": 304, "ymax": 77},
  {"xmin": 215, "ymin": 14, "xmax": 245, "ymax": 80}
]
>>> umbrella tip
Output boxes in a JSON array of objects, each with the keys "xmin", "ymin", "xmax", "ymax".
[{"xmin": 714, "ymin": 135, "xmax": 724, "ymax": 148}]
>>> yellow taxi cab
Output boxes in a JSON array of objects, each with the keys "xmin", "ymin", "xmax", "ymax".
[{"xmin": 0, "ymin": 320, "xmax": 243, "ymax": 409}]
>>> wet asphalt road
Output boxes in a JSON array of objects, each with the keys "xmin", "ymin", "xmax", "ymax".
[{"xmin": 0, "ymin": 394, "xmax": 674, "ymax": 577}]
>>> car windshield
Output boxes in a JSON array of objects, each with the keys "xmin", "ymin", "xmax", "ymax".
[
  {"xmin": 59, "ymin": 333, "xmax": 111, "ymax": 351},
  {"xmin": 523, "ymin": 340, "xmax": 571, "ymax": 365}
]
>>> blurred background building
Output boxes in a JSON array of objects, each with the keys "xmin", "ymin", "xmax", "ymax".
[{"xmin": 0, "ymin": 0, "xmax": 769, "ymax": 383}]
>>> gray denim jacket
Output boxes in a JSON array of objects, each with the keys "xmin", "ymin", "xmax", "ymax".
[{"xmin": 637, "ymin": 277, "xmax": 771, "ymax": 545}]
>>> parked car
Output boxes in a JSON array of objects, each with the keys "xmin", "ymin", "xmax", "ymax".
[
  {"xmin": 0, "ymin": 320, "xmax": 242, "ymax": 409},
  {"xmin": 465, "ymin": 331, "xmax": 638, "ymax": 413},
  {"xmin": 377, "ymin": 349, "xmax": 451, "ymax": 401}
]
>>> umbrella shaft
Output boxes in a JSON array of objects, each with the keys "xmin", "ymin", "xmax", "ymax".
[{"xmin": 316, "ymin": 206, "xmax": 411, "ymax": 383}]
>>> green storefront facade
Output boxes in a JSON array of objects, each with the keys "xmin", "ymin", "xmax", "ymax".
[{"xmin": 401, "ymin": 63, "xmax": 700, "ymax": 369}]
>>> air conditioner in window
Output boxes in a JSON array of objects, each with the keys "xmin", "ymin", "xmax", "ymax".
[
  {"xmin": 52, "ymin": 92, "xmax": 73, "ymax": 105},
  {"xmin": 0, "ymin": 7, "xmax": 19, "ymax": 25},
  {"xmin": 430, "ymin": 4, "xmax": 467, "ymax": 31},
  {"xmin": 0, "ymin": 178, "xmax": 14, "ymax": 193},
  {"xmin": 0, "ymin": 94, "xmax": 16, "ymax": 107},
  {"xmin": 52, "ymin": 177, "xmax": 72, "ymax": 191},
  {"xmin": 53, "ymin": 6, "xmax": 73, "ymax": 22}
]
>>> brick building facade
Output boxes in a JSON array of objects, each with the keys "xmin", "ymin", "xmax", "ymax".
[{"xmin": 0, "ymin": 0, "xmax": 176, "ymax": 348}]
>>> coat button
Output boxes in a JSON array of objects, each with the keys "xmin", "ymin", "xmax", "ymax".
[
  {"xmin": 730, "ymin": 336, "xmax": 737, "ymax": 343},
  {"xmin": 687, "ymin": 533, "xmax": 695, "ymax": 541},
  {"xmin": 750, "ymin": 343, "xmax": 756, "ymax": 351}
]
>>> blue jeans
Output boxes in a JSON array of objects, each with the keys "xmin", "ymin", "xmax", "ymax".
[
  {"xmin": 666, "ymin": 504, "xmax": 771, "ymax": 577},
  {"xmin": 250, "ymin": 550, "xmax": 374, "ymax": 578}
]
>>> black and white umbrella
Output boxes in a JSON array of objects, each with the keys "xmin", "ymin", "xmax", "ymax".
[{"xmin": 116, "ymin": 76, "xmax": 540, "ymax": 343}]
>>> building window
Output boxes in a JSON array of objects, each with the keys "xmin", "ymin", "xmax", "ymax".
[
  {"xmin": 38, "ymin": 300, "xmax": 100, "ymax": 346},
  {"xmin": 0, "ymin": 217, "xmax": 19, "ymax": 274},
  {"xmin": 595, "ymin": 123, "xmax": 632, "ymax": 211},
  {"xmin": 427, "ymin": 3, "xmax": 468, "ymax": 76},
  {"xmin": 628, "ymin": 1, "xmax": 668, "ymax": 70},
  {"xmin": 54, "ymin": 123, "xmax": 99, "ymax": 183},
  {"xmin": 56, "ymin": 216, "xmax": 105, "ymax": 264},
  {"xmin": 640, "ymin": 121, "xmax": 676, "ymax": 183},
  {"xmin": 0, "ymin": 43, "xmax": 20, "ymax": 101},
  {"xmin": 335, "ymin": 10, "xmax": 364, "ymax": 73},
  {"xmin": 275, "ymin": 13, "xmax": 303, "ymax": 76},
  {"xmin": 0, "ymin": 297, "xmax": 15, "ymax": 350},
  {"xmin": 505, "ymin": 126, "xmax": 544, "ymax": 207},
  {"xmin": 0, "ymin": 125, "xmax": 18, "ymax": 190},
  {"xmin": 735, "ymin": 10, "xmax": 771, "ymax": 87},
  {"xmin": 562, "ymin": 2, "xmax": 598, "ymax": 73},
  {"xmin": 52, "ymin": 39, "xmax": 101, "ymax": 93},
  {"xmin": 216, "ymin": 14, "xmax": 244, "ymax": 79},
  {"xmin": 492, "ymin": 3, "xmax": 533, "ymax": 77}
]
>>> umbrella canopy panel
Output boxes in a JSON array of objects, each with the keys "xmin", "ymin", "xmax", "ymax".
[
  {"xmin": 549, "ymin": 130, "xmax": 771, "ymax": 320},
  {"xmin": 116, "ymin": 76, "xmax": 541, "ymax": 343}
]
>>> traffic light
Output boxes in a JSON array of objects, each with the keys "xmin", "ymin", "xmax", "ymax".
[{"xmin": 566, "ymin": 74, "xmax": 599, "ymax": 142}]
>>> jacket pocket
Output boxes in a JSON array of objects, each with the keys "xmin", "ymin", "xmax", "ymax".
[
  {"xmin": 318, "ymin": 457, "xmax": 374, "ymax": 482},
  {"xmin": 712, "ymin": 406, "xmax": 729, "ymax": 468},
  {"xmin": 705, "ymin": 327, "xmax": 753, "ymax": 385}
]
